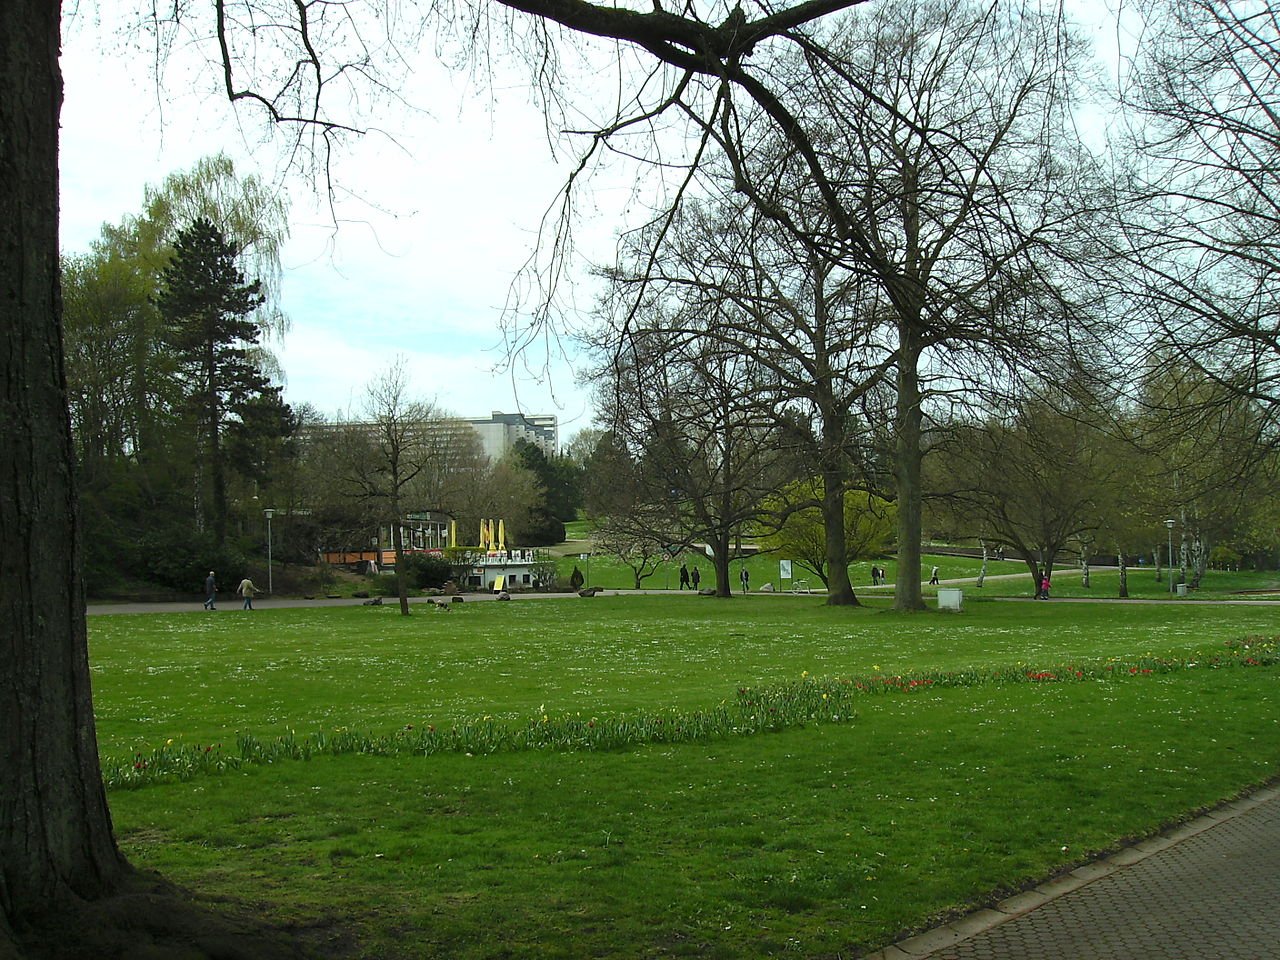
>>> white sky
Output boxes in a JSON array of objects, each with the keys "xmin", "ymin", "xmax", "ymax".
[{"xmin": 58, "ymin": 4, "xmax": 629, "ymax": 442}]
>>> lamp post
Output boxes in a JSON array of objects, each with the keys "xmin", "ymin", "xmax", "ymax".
[
  {"xmin": 1164, "ymin": 519, "xmax": 1175, "ymax": 595},
  {"xmin": 264, "ymin": 508, "xmax": 275, "ymax": 594}
]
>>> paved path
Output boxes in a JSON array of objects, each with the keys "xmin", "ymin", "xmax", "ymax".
[
  {"xmin": 87, "ymin": 581, "xmax": 1280, "ymax": 615},
  {"xmin": 869, "ymin": 783, "xmax": 1280, "ymax": 960},
  {"xmin": 85, "ymin": 594, "xmax": 513, "ymax": 615}
]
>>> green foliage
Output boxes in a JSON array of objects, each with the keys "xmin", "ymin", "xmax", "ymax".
[
  {"xmin": 156, "ymin": 217, "xmax": 292, "ymax": 547},
  {"xmin": 517, "ymin": 507, "xmax": 566, "ymax": 546},
  {"xmin": 1210, "ymin": 545, "xmax": 1244, "ymax": 569},
  {"xmin": 399, "ymin": 553, "xmax": 454, "ymax": 589},
  {"xmin": 512, "ymin": 437, "xmax": 581, "ymax": 522},
  {"xmin": 63, "ymin": 156, "xmax": 297, "ymax": 592},
  {"xmin": 132, "ymin": 527, "xmax": 248, "ymax": 593},
  {"xmin": 760, "ymin": 481, "xmax": 896, "ymax": 583},
  {"xmin": 581, "ymin": 430, "xmax": 638, "ymax": 519},
  {"xmin": 103, "ymin": 635, "xmax": 1279, "ymax": 790},
  {"xmin": 368, "ymin": 574, "xmax": 401, "ymax": 597}
]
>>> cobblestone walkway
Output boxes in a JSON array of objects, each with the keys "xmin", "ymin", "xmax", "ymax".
[{"xmin": 869, "ymin": 784, "xmax": 1280, "ymax": 960}]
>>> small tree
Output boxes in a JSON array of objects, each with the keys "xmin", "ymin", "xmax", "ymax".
[
  {"xmin": 934, "ymin": 382, "xmax": 1116, "ymax": 594},
  {"xmin": 332, "ymin": 359, "xmax": 442, "ymax": 616},
  {"xmin": 759, "ymin": 482, "xmax": 896, "ymax": 588},
  {"xmin": 594, "ymin": 509, "xmax": 687, "ymax": 589}
]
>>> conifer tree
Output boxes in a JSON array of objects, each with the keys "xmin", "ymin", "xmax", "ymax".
[{"xmin": 156, "ymin": 217, "xmax": 277, "ymax": 547}]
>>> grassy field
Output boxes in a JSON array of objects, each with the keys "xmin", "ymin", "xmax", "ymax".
[
  {"xmin": 93, "ymin": 597, "xmax": 1280, "ymax": 958},
  {"xmin": 90, "ymin": 594, "xmax": 1280, "ymax": 758},
  {"xmin": 555, "ymin": 549, "xmax": 1280, "ymax": 600}
]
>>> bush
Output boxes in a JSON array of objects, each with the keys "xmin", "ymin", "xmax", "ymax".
[
  {"xmin": 400, "ymin": 554, "xmax": 455, "ymax": 589},
  {"xmin": 519, "ymin": 508, "xmax": 566, "ymax": 547},
  {"xmin": 133, "ymin": 527, "xmax": 249, "ymax": 593},
  {"xmin": 369, "ymin": 574, "xmax": 401, "ymax": 597},
  {"xmin": 1209, "ymin": 545, "xmax": 1243, "ymax": 570}
]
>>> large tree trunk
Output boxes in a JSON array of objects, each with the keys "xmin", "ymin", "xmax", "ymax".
[
  {"xmin": 710, "ymin": 533, "xmax": 733, "ymax": 598},
  {"xmin": 0, "ymin": 0, "xmax": 127, "ymax": 939},
  {"xmin": 392, "ymin": 519, "xmax": 411, "ymax": 615},
  {"xmin": 893, "ymin": 323, "xmax": 926, "ymax": 611},
  {"xmin": 820, "ymin": 463, "xmax": 858, "ymax": 607}
]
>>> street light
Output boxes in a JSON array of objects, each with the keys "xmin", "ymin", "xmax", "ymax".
[
  {"xmin": 1164, "ymin": 519, "xmax": 1176, "ymax": 595},
  {"xmin": 264, "ymin": 508, "xmax": 275, "ymax": 595}
]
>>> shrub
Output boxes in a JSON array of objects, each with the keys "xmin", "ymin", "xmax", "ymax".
[
  {"xmin": 519, "ymin": 508, "xmax": 566, "ymax": 547},
  {"xmin": 132, "ymin": 527, "xmax": 248, "ymax": 593},
  {"xmin": 400, "ymin": 553, "xmax": 454, "ymax": 589},
  {"xmin": 1209, "ymin": 545, "xmax": 1243, "ymax": 570},
  {"xmin": 368, "ymin": 573, "xmax": 401, "ymax": 597}
]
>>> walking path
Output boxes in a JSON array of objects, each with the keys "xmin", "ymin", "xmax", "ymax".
[
  {"xmin": 86, "ymin": 566, "xmax": 1280, "ymax": 614},
  {"xmin": 868, "ymin": 782, "xmax": 1280, "ymax": 960}
]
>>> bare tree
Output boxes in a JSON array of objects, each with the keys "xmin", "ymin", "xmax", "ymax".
[
  {"xmin": 932, "ymin": 380, "xmax": 1119, "ymax": 594},
  {"xmin": 600, "ymin": 193, "xmax": 894, "ymax": 605},
  {"xmin": 593, "ymin": 510, "xmax": 685, "ymax": 590},
  {"xmin": 591, "ymin": 1, "xmax": 1105, "ymax": 609},
  {"xmin": 332, "ymin": 359, "xmax": 442, "ymax": 615},
  {"xmin": 596, "ymin": 319, "xmax": 798, "ymax": 597},
  {"xmin": 448, "ymin": 455, "xmax": 546, "ymax": 547},
  {"xmin": 1118, "ymin": 0, "xmax": 1280, "ymax": 414}
]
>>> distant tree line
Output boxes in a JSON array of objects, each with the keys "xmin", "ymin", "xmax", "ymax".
[
  {"xmin": 62, "ymin": 155, "xmax": 296, "ymax": 594},
  {"xmin": 581, "ymin": 0, "xmax": 1280, "ymax": 603},
  {"xmin": 63, "ymin": 157, "xmax": 588, "ymax": 597}
]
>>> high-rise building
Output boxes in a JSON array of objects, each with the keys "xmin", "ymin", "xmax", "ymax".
[
  {"xmin": 458, "ymin": 411, "xmax": 558, "ymax": 461},
  {"xmin": 305, "ymin": 411, "xmax": 558, "ymax": 463}
]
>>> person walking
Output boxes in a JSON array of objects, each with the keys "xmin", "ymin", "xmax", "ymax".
[
  {"xmin": 237, "ymin": 577, "xmax": 259, "ymax": 610},
  {"xmin": 679, "ymin": 563, "xmax": 691, "ymax": 590},
  {"xmin": 203, "ymin": 571, "xmax": 217, "ymax": 610},
  {"xmin": 691, "ymin": 567, "xmax": 701, "ymax": 590},
  {"xmin": 739, "ymin": 567, "xmax": 750, "ymax": 593},
  {"xmin": 929, "ymin": 565, "xmax": 940, "ymax": 585},
  {"xmin": 870, "ymin": 565, "xmax": 881, "ymax": 586},
  {"xmin": 1039, "ymin": 574, "xmax": 1051, "ymax": 600}
]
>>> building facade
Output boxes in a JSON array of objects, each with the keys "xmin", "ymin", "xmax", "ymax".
[{"xmin": 459, "ymin": 411, "xmax": 558, "ymax": 461}]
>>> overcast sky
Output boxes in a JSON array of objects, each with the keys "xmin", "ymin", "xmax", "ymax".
[
  {"xmin": 58, "ymin": 3, "xmax": 629, "ymax": 443},
  {"xmin": 58, "ymin": 1, "xmax": 1129, "ymax": 450}
]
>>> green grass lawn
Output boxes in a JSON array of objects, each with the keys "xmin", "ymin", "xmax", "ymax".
[
  {"xmin": 93, "ymin": 597, "xmax": 1280, "ymax": 958},
  {"xmin": 554, "ymin": 548, "xmax": 1280, "ymax": 599},
  {"xmin": 90, "ymin": 595, "xmax": 1280, "ymax": 758}
]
